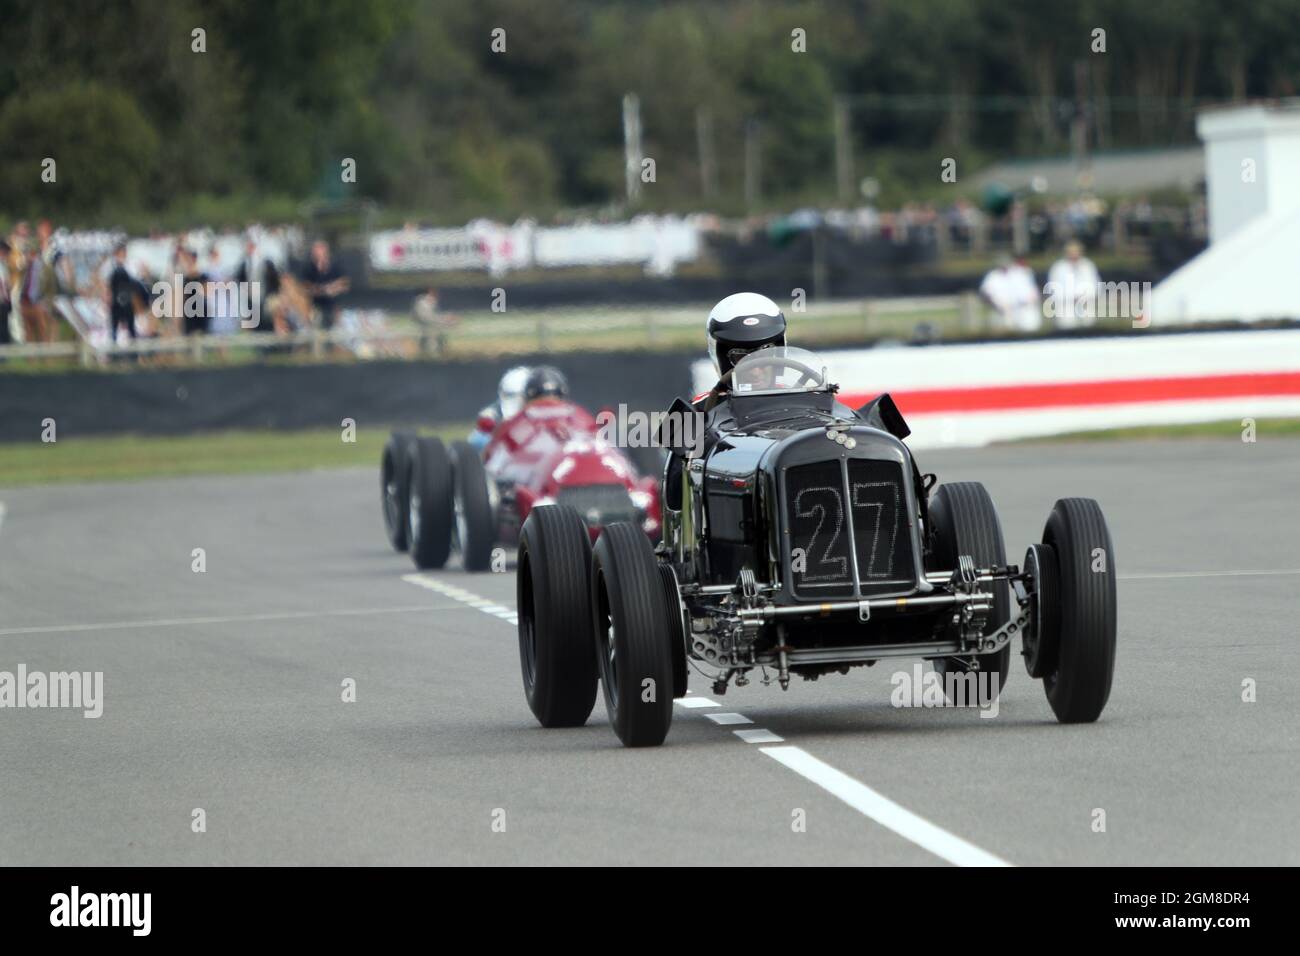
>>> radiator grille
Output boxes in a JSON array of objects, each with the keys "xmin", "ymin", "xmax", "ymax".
[
  {"xmin": 847, "ymin": 458, "xmax": 914, "ymax": 594},
  {"xmin": 787, "ymin": 461, "xmax": 855, "ymax": 596},
  {"xmin": 786, "ymin": 458, "xmax": 914, "ymax": 598}
]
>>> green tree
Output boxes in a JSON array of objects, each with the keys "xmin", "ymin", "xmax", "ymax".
[{"xmin": 0, "ymin": 83, "xmax": 159, "ymax": 220}]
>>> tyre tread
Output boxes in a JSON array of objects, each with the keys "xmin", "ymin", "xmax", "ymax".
[
  {"xmin": 518, "ymin": 505, "xmax": 597, "ymax": 727},
  {"xmin": 593, "ymin": 523, "xmax": 673, "ymax": 746}
]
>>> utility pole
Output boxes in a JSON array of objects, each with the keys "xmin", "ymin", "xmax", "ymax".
[
  {"xmin": 1071, "ymin": 60, "xmax": 1090, "ymax": 188},
  {"xmin": 623, "ymin": 93, "xmax": 643, "ymax": 205},
  {"xmin": 696, "ymin": 106, "xmax": 717, "ymax": 202},
  {"xmin": 833, "ymin": 96, "xmax": 853, "ymax": 203}
]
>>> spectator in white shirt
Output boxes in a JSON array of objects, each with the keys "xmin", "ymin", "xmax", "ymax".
[
  {"xmin": 980, "ymin": 255, "xmax": 1043, "ymax": 333},
  {"xmin": 1046, "ymin": 240, "xmax": 1100, "ymax": 329},
  {"xmin": 205, "ymin": 247, "xmax": 240, "ymax": 335}
]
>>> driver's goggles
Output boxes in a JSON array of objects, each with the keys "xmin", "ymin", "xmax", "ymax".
[{"xmin": 726, "ymin": 343, "xmax": 775, "ymax": 366}]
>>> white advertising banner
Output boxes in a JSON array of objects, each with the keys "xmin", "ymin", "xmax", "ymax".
[
  {"xmin": 533, "ymin": 217, "xmax": 700, "ymax": 276},
  {"xmin": 369, "ymin": 216, "xmax": 700, "ymax": 276},
  {"xmin": 369, "ymin": 228, "xmax": 491, "ymax": 272}
]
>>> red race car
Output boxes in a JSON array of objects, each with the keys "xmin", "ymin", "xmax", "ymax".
[{"xmin": 381, "ymin": 385, "xmax": 661, "ymax": 572}]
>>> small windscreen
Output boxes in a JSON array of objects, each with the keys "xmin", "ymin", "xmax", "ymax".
[{"xmin": 731, "ymin": 347, "xmax": 830, "ymax": 396}]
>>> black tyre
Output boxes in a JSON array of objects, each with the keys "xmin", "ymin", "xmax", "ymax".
[
  {"xmin": 407, "ymin": 437, "xmax": 454, "ymax": 570},
  {"xmin": 592, "ymin": 523, "xmax": 674, "ymax": 747},
  {"xmin": 450, "ymin": 441, "xmax": 496, "ymax": 572},
  {"xmin": 381, "ymin": 431, "xmax": 414, "ymax": 552},
  {"xmin": 928, "ymin": 481, "xmax": 1012, "ymax": 701},
  {"xmin": 517, "ymin": 505, "xmax": 598, "ymax": 727},
  {"xmin": 1041, "ymin": 498, "xmax": 1117, "ymax": 723},
  {"xmin": 657, "ymin": 564, "xmax": 689, "ymax": 699}
]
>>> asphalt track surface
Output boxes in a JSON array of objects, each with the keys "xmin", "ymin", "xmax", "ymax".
[{"xmin": 1, "ymin": 438, "xmax": 1297, "ymax": 866}]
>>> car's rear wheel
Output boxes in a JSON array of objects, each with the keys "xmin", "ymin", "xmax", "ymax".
[
  {"xmin": 450, "ymin": 441, "xmax": 496, "ymax": 572},
  {"xmin": 381, "ymin": 431, "xmax": 414, "ymax": 552},
  {"xmin": 592, "ymin": 523, "xmax": 674, "ymax": 747},
  {"xmin": 517, "ymin": 505, "xmax": 598, "ymax": 727},
  {"xmin": 928, "ymin": 481, "xmax": 1012, "ymax": 703},
  {"xmin": 407, "ymin": 437, "xmax": 454, "ymax": 570},
  {"xmin": 1041, "ymin": 498, "xmax": 1117, "ymax": 723}
]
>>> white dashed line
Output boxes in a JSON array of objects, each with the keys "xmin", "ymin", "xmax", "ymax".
[
  {"xmin": 0, "ymin": 502, "xmax": 7, "ymax": 536},
  {"xmin": 675, "ymin": 696, "xmax": 721, "ymax": 709},
  {"xmin": 402, "ymin": 571, "xmax": 1009, "ymax": 867},
  {"xmin": 734, "ymin": 728, "xmax": 784, "ymax": 744},
  {"xmin": 402, "ymin": 573, "xmax": 519, "ymax": 629},
  {"xmin": 704, "ymin": 712, "xmax": 753, "ymax": 725}
]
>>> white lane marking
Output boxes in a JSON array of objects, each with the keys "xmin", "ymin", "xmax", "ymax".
[
  {"xmin": 0, "ymin": 501, "xmax": 6, "ymax": 536},
  {"xmin": 734, "ymin": 728, "xmax": 784, "ymax": 744},
  {"xmin": 675, "ymin": 696, "xmax": 721, "ymax": 709},
  {"xmin": 402, "ymin": 571, "xmax": 1008, "ymax": 867},
  {"xmin": 0, "ymin": 603, "xmax": 464, "ymax": 637},
  {"xmin": 760, "ymin": 746, "xmax": 1011, "ymax": 867},
  {"xmin": 1120, "ymin": 568, "xmax": 1300, "ymax": 580},
  {"xmin": 402, "ymin": 573, "xmax": 519, "ymax": 628},
  {"xmin": 705, "ymin": 712, "xmax": 753, "ymax": 726}
]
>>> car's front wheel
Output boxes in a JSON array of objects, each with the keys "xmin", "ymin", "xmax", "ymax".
[
  {"xmin": 407, "ymin": 437, "xmax": 454, "ymax": 570},
  {"xmin": 381, "ymin": 431, "xmax": 414, "ymax": 552},
  {"xmin": 1041, "ymin": 498, "xmax": 1117, "ymax": 723},
  {"xmin": 517, "ymin": 505, "xmax": 597, "ymax": 727},
  {"xmin": 592, "ymin": 523, "xmax": 674, "ymax": 747}
]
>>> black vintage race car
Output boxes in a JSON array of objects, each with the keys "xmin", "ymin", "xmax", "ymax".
[{"xmin": 516, "ymin": 347, "xmax": 1117, "ymax": 747}]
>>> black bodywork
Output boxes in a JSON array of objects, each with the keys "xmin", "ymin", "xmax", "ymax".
[
  {"xmin": 659, "ymin": 386, "xmax": 1006, "ymax": 685},
  {"xmin": 516, "ymin": 367, "xmax": 1116, "ymax": 744}
]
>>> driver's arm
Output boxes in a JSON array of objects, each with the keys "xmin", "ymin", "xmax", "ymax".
[{"xmin": 694, "ymin": 370, "xmax": 734, "ymax": 413}]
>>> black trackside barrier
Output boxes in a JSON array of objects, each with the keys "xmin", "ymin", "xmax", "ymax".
[{"xmin": 0, "ymin": 351, "xmax": 697, "ymax": 443}]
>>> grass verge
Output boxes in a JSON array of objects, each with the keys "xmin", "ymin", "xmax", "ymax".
[
  {"xmin": 1014, "ymin": 418, "xmax": 1300, "ymax": 443},
  {"xmin": 6, "ymin": 417, "xmax": 1295, "ymax": 487},
  {"xmin": 0, "ymin": 425, "xmax": 471, "ymax": 487}
]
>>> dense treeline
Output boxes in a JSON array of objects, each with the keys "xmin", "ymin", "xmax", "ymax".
[{"xmin": 0, "ymin": 0, "xmax": 1295, "ymax": 224}]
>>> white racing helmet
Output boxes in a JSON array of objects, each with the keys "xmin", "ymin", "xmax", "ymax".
[
  {"xmin": 498, "ymin": 366, "xmax": 531, "ymax": 419},
  {"xmin": 706, "ymin": 292, "xmax": 787, "ymax": 379}
]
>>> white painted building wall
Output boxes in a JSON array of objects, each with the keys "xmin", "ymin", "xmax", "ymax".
[
  {"xmin": 1198, "ymin": 105, "xmax": 1300, "ymax": 243},
  {"xmin": 1150, "ymin": 103, "xmax": 1300, "ymax": 322}
]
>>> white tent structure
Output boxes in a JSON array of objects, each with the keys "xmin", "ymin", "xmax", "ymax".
[{"xmin": 1150, "ymin": 104, "xmax": 1300, "ymax": 324}]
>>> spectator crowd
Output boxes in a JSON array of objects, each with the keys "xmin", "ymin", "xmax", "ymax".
[{"xmin": 1, "ymin": 220, "xmax": 350, "ymax": 350}]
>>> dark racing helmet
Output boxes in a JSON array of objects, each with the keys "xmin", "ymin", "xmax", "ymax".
[
  {"xmin": 523, "ymin": 365, "xmax": 569, "ymax": 402},
  {"xmin": 706, "ymin": 292, "xmax": 787, "ymax": 379}
]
